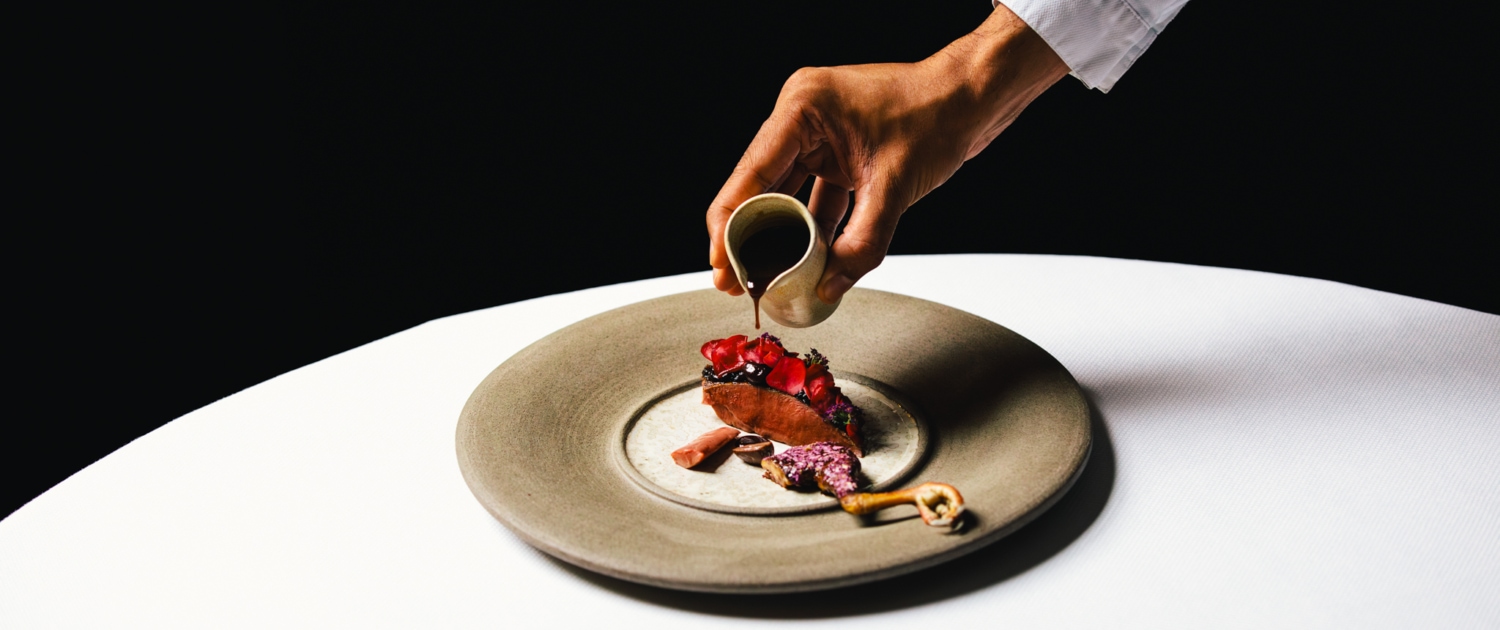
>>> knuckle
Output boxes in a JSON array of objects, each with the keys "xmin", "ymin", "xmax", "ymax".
[
  {"xmin": 839, "ymin": 234, "xmax": 889, "ymax": 272},
  {"xmin": 732, "ymin": 163, "xmax": 779, "ymax": 191},
  {"xmin": 782, "ymin": 66, "xmax": 830, "ymax": 99},
  {"xmin": 785, "ymin": 66, "xmax": 818, "ymax": 87}
]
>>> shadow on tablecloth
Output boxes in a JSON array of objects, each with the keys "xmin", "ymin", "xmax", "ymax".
[{"xmin": 547, "ymin": 394, "xmax": 1116, "ymax": 618}]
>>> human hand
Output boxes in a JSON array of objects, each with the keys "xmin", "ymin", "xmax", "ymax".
[{"xmin": 706, "ymin": 5, "xmax": 1068, "ymax": 303}]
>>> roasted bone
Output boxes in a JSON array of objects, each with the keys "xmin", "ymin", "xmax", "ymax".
[{"xmin": 839, "ymin": 482, "xmax": 966, "ymax": 528}]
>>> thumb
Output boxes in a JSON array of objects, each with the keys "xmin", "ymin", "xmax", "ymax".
[{"xmin": 817, "ymin": 180, "xmax": 905, "ymax": 304}]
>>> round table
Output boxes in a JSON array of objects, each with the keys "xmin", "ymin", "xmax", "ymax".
[{"xmin": 3, "ymin": 255, "xmax": 1497, "ymax": 628}]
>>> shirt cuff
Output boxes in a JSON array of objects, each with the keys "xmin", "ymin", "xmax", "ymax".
[{"xmin": 994, "ymin": 0, "xmax": 1187, "ymax": 93}]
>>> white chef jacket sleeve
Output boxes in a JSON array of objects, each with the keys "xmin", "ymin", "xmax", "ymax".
[{"xmin": 994, "ymin": 0, "xmax": 1189, "ymax": 92}]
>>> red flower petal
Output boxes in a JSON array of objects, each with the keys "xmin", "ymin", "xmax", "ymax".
[
  {"xmin": 766, "ymin": 357, "xmax": 806, "ymax": 396},
  {"xmin": 816, "ymin": 387, "xmax": 842, "ymax": 414},
  {"xmin": 710, "ymin": 335, "xmax": 748, "ymax": 375},
  {"xmin": 742, "ymin": 337, "xmax": 786, "ymax": 366},
  {"xmin": 805, "ymin": 364, "xmax": 837, "ymax": 408},
  {"xmin": 740, "ymin": 338, "xmax": 763, "ymax": 364}
]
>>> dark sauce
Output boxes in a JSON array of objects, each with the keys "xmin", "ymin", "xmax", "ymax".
[
  {"xmin": 702, "ymin": 362, "xmax": 770, "ymax": 385},
  {"xmin": 738, "ymin": 222, "xmax": 809, "ymax": 328}
]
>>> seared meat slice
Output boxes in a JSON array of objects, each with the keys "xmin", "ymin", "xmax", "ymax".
[{"xmin": 701, "ymin": 380, "xmax": 862, "ymax": 456}]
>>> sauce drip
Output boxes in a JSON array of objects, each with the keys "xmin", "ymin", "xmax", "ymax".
[{"xmin": 738, "ymin": 222, "xmax": 809, "ymax": 328}]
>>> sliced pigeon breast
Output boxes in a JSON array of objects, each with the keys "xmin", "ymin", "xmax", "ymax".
[{"xmin": 701, "ymin": 379, "xmax": 862, "ymax": 456}]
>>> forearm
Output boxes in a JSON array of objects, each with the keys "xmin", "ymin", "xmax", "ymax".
[{"xmin": 926, "ymin": 5, "xmax": 1069, "ymax": 160}]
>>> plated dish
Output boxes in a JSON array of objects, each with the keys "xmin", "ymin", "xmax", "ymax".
[
  {"xmin": 456, "ymin": 288, "xmax": 1090, "ymax": 593},
  {"xmin": 621, "ymin": 371, "xmax": 928, "ymax": 516}
]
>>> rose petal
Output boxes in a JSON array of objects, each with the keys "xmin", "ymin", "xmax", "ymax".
[
  {"xmin": 741, "ymin": 338, "xmax": 763, "ymax": 364},
  {"xmin": 766, "ymin": 357, "xmax": 807, "ymax": 395},
  {"xmin": 819, "ymin": 387, "xmax": 843, "ymax": 414},
  {"xmin": 805, "ymin": 364, "xmax": 837, "ymax": 408},
  {"xmin": 743, "ymin": 337, "xmax": 786, "ymax": 366},
  {"xmin": 711, "ymin": 335, "xmax": 748, "ymax": 375}
]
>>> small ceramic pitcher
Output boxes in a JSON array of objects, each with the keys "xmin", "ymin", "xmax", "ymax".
[{"xmin": 724, "ymin": 193, "xmax": 840, "ymax": 328}]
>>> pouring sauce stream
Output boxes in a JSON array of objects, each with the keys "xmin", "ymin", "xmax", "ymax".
[{"xmin": 738, "ymin": 222, "xmax": 810, "ymax": 328}]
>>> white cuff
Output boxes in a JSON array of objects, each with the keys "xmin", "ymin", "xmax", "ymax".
[{"xmin": 995, "ymin": 0, "xmax": 1188, "ymax": 92}]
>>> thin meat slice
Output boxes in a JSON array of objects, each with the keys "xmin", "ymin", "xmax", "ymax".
[
  {"xmin": 671, "ymin": 426, "xmax": 742, "ymax": 468},
  {"xmin": 701, "ymin": 380, "xmax": 862, "ymax": 456}
]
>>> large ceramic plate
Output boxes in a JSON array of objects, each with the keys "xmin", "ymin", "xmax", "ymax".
[{"xmin": 456, "ymin": 288, "xmax": 1090, "ymax": 593}]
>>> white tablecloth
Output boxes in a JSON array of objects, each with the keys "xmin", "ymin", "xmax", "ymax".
[{"xmin": 4, "ymin": 255, "xmax": 1497, "ymax": 628}]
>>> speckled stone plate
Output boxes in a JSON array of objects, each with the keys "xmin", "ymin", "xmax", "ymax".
[{"xmin": 456, "ymin": 288, "xmax": 1090, "ymax": 593}]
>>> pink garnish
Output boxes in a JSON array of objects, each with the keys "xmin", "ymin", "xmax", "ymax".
[
  {"xmin": 804, "ymin": 363, "xmax": 838, "ymax": 412},
  {"xmin": 741, "ymin": 335, "xmax": 786, "ymax": 366},
  {"xmin": 702, "ymin": 335, "xmax": 748, "ymax": 376},
  {"xmin": 761, "ymin": 442, "xmax": 861, "ymax": 498},
  {"xmin": 765, "ymin": 357, "xmax": 806, "ymax": 396}
]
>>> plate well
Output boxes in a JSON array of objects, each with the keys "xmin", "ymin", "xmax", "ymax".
[{"xmin": 617, "ymin": 374, "xmax": 929, "ymax": 515}]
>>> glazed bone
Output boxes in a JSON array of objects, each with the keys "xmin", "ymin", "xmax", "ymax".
[{"xmin": 839, "ymin": 482, "xmax": 966, "ymax": 528}]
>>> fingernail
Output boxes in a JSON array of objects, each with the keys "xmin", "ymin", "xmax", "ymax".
[{"xmin": 820, "ymin": 274, "xmax": 854, "ymax": 304}]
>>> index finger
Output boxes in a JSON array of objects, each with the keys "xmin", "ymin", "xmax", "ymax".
[{"xmin": 706, "ymin": 110, "xmax": 805, "ymax": 273}]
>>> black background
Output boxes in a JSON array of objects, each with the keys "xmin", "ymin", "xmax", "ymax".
[{"xmin": 9, "ymin": 2, "xmax": 1495, "ymax": 518}]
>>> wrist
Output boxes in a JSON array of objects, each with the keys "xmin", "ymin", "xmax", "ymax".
[
  {"xmin": 925, "ymin": 5, "xmax": 1067, "ymax": 153},
  {"xmin": 963, "ymin": 5, "xmax": 1067, "ymax": 95}
]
